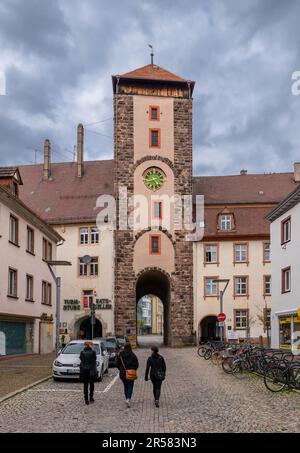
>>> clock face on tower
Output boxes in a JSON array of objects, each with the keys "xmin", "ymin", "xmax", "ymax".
[{"xmin": 143, "ymin": 167, "xmax": 165, "ymax": 192}]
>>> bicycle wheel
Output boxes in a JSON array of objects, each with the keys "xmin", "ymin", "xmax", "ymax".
[
  {"xmin": 231, "ymin": 360, "xmax": 244, "ymax": 377},
  {"xmin": 197, "ymin": 346, "xmax": 207, "ymax": 358},
  {"xmin": 289, "ymin": 365, "xmax": 300, "ymax": 390},
  {"xmin": 222, "ymin": 357, "xmax": 234, "ymax": 374},
  {"xmin": 204, "ymin": 349, "xmax": 212, "ymax": 360},
  {"xmin": 211, "ymin": 351, "xmax": 221, "ymax": 366},
  {"xmin": 264, "ymin": 367, "xmax": 287, "ymax": 392}
]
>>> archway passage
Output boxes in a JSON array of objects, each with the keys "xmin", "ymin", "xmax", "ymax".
[
  {"xmin": 137, "ymin": 294, "xmax": 164, "ymax": 346},
  {"xmin": 77, "ymin": 317, "xmax": 102, "ymax": 340},
  {"xmin": 136, "ymin": 269, "xmax": 171, "ymax": 347},
  {"xmin": 199, "ymin": 316, "xmax": 219, "ymax": 342}
]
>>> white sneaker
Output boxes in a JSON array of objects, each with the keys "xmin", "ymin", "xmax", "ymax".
[{"xmin": 126, "ymin": 399, "xmax": 131, "ymax": 408}]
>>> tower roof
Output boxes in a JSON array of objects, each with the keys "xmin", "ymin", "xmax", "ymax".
[
  {"xmin": 119, "ymin": 64, "xmax": 190, "ymax": 83},
  {"xmin": 112, "ymin": 64, "xmax": 195, "ymax": 96}
]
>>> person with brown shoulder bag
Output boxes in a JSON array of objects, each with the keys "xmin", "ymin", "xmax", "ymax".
[{"xmin": 117, "ymin": 342, "xmax": 139, "ymax": 408}]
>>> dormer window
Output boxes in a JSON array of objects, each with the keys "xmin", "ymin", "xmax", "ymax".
[{"xmin": 220, "ymin": 214, "xmax": 233, "ymax": 231}]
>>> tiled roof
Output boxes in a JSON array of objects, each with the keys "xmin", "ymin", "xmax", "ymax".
[
  {"xmin": 119, "ymin": 64, "xmax": 190, "ymax": 83},
  {"xmin": 0, "ymin": 167, "xmax": 18, "ymax": 177},
  {"xmin": 266, "ymin": 184, "xmax": 300, "ymax": 222},
  {"xmin": 203, "ymin": 206, "xmax": 272, "ymax": 239},
  {"xmin": 193, "ymin": 173, "xmax": 298, "ymax": 205},
  {"xmin": 19, "ymin": 160, "xmax": 114, "ymax": 224}
]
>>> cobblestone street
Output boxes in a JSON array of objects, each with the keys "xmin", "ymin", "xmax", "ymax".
[{"xmin": 0, "ymin": 347, "xmax": 300, "ymax": 433}]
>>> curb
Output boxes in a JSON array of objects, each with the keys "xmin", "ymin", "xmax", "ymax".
[{"xmin": 0, "ymin": 375, "xmax": 52, "ymax": 404}]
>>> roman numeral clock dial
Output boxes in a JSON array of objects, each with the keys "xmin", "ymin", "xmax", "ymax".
[{"xmin": 143, "ymin": 167, "xmax": 165, "ymax": 192}]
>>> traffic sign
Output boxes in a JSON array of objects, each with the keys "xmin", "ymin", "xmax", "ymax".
[{"xmin": 217, "ymin": 313, "xmax": 226, "ymax": 322}]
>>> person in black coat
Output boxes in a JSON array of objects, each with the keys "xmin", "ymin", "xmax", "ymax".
[
  {"xmin": 145, "ymin": 346, "xmax": 166, "ymax": 408},
  {"xmin": 80, "ymin": 341, "xmax": 97, "ymax": 405},
  {"xmin": 117, "ymin": 343, "xmax": 139, "ymax": 408}
]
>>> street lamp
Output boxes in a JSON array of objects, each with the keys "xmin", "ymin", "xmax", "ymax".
[
  {"xmin": 212, "ymin": 279, "xmax": 230, "ymax": 342},
  {"xmin": 47, "ymin": 260, "xmax": 72, "ymax": 355}
]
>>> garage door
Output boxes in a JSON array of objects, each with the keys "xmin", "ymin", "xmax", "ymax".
[{"xmin": 0, "ymin": 321, "xmax": 26, "ymax": 355}]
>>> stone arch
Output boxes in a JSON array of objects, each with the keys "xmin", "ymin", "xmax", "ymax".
[
  {"xmin": 136, "ymin": 267, "xmax": 173, "ymax": 346},
  {"xmin": 134, "ymin": 227, "xmax": 175, "ymax": 247},
  {"xmin": 69, "ymin": 313, "xmax": 108, "ymax": 340},
  {"xmin": 133, "ymin": 155, "xmax": 174, "ymax": 172}
]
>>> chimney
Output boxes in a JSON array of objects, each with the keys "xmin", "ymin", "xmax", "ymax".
[
  {"xmin": 43, "ymin": 139, "xmax": 51, "ymax": 180},
  {"xmin": 240, "ymin": 169, "xmax": 247, "ymax": 175},
  {"xmin": 293, "ymin": 162, "xmax": 300, "ymax": 182},
  {"xmin": 77, "ymin": 123, "xmax": 84, "ymax": 178}
]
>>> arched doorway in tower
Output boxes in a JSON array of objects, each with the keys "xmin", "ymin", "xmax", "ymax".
[
  {"xmin": 199, "ymin": 316, "xmax": 219, "ymax": 342},
  {"xmin": 75, "ymin": 317, "xmax": 103, "ymax": 340},
  {"xmin": 136, "ymin": 269, "xmax": 171, "ymax": 347}
]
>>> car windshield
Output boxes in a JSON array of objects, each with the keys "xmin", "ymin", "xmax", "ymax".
[
  {"xmin": 104, "ymin": 341, "xmax": 116, "ymax": 349},
  {"xmin": 61, "ymin": 343, "xmax": 100, "ymax": 355}
]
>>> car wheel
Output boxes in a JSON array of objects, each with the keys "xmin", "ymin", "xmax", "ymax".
[
  {"xmin": 98, "ymin": 367, "xmax": 104, "ymax": 382},
  {"xmin": 104, "ymin": 367, "xmax": 109, "ymax": 374},
  {"xmin": 53, "ymin": 377, "xmax": 60, "ymax": 382}
]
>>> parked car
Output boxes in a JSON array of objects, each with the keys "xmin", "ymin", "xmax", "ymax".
[
  {"xmin": 116, "ymin": 335, "xmax": 130, "ymax": 348},
  {"xmin": 52, "ymin": 340, "xmax": 109, "ymax": 382},
  {"xmin": 105, "ymin": 336, "xmax": 122, "ymax": 351},
  {"xmin": 102, "ymin": 339, "xmax": 119, "ymax": 367}
]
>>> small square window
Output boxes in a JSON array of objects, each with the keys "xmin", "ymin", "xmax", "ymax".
[
  {"xmin": 153, "ymin": 201, "xmax": 163, "ymax": 219},
  {"xmin": 282, "ymin": 267, "xmax": 291, "ymax": 293},
  {"xmin": 150, "ymin": 129, "xmax": 160, "ymax": 148},
  {"xmin": 149, "ymin": 106, "xmax": 160, "ymax": 121},
  {"xmin": 150, "ymin": 235, "xmax": 161, "ymax": 254},
  {"xmin": 281, "ymin": 217, "xmax": 291, "ymax": 244}
]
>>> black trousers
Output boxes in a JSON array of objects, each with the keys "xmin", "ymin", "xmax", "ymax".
[
  {"xmin": 82, "ymin": 370, "xmax": 95, "ymax": 400},
  {"xmin": 152, "ymin": 379, "xmax": 163, "ymax": 401}
]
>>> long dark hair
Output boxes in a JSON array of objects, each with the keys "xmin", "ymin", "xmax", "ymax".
[{"xmin": 124, "ymin": 342, "xmax": 132, "ymax": 352}]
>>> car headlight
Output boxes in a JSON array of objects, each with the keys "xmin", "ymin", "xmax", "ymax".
[{"xmin": 54, "ymin": 361, "xmax": 63, "ymax": 367}]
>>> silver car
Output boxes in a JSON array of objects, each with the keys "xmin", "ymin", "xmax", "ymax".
[{"xmin": 52, "ymin": 340, "xmax": 109, "ymax": 381}]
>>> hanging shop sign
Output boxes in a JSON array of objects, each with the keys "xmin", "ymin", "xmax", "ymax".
[
  {"xmin": 63, "ymin": 300, "xmax": 81, "ymax": 311},
  {"xmin": 40, "ymin": 313, "xmax": 54, "ymax": 322}
]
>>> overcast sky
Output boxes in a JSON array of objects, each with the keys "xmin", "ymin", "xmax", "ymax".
[{"xmin": 0, "ymin": 0, "xmax": 300, "ymax": 176}]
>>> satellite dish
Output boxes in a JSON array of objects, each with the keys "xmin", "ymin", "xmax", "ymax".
[{"xmin": 82, "ymin": 255, "xmax": 92, "ymax": 265}]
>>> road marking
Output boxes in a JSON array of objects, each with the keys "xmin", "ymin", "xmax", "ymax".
[
  {"xmin": 103, "ymin": 374, "xmax": 119, "ymax": 393},
  {"xmin": 27, "ymin": 374, "xmax": 119, "ymax": 394}
]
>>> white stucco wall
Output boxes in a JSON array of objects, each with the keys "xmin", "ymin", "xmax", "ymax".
[
  {"xmin": 194, "ymin": 239, "xmax": 271, "ymax": 341},
  {"xmin": 270, "ymin": 203, "xmax": 300, "ymax": 351},
  {"xmin": 53, "ymin": 224, "xmax": 114, "ymax": 339},
  {"xmin": 0, "ymin": 200, "xmax": 57, "ymax": 354}
]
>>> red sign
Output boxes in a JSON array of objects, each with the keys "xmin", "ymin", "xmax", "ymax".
[
  {"xmin": 83, "ymin": 296, "xmax": 89, "ymax": 308},
  {"xmin": 217, "ymin": 313, "xmax": 226, "ymax": 322}
]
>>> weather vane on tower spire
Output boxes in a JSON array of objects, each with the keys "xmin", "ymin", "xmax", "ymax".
[{"xmin": 148, "ymin": 44, "xmax": 154, "ymax": 65}]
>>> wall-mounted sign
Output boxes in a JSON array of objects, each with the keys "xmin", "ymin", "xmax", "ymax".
[
  {"xmin": 40, "ymin": 313, "xmax": 54, "ymax": 322},
  {"xmin": 95, "ymin": 299, "xmax": 112, "ymax": 310},
  {"xmin": 63, "ymin": 300, "xmax": 81, "ymax": 311}
]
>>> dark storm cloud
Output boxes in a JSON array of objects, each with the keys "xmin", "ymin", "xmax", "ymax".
[{"xmin": 0, "ymin": 0, "xmax": 300, "ymax": 175}]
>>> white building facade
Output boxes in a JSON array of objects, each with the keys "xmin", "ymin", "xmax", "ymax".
[
  {"xmin": 267, "ymin": 184, "xmax": 300, "ymax": 353},
  {"xmin": 0, "ymin": 174, "xmax": 62, "ymax": 356}
]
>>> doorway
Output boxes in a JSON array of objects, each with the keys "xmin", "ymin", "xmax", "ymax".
[
  {"xmin": 200, "ymin": 316, "xmax": 219, "ymax": 342},
  {"xmin": 77, "ymin": 317, "xmax": 102, "ymax": 340},
  {"xmin": 136, "ymin": 269, "xmax": 171, "ymax": 346}
]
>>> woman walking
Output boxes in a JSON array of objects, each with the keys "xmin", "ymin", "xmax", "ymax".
[
  {"xmin": 145, "ymin": 346, "xmax": 166, "ymax": 408},
  {"xmin": 80, "ymin": 341, "xmax": 97, "ymax": 405},
  {"xmin": 117, "ymin": 343, "xmax": 139, "ymax": 408}
]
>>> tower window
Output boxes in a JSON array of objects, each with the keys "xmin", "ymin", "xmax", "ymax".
[
  {"xmin": 149, "ymin": 106, "xmax": 160, "ymax": 121},
  {"xmin": 149, "ymin": 235, "xmax": 161, "ymax": 255},
  {"xmin": 149, "ymin": 129, "xmax": 160, "ymax": 148},
  {"xmin": 153, "ymin": 201, "xmax": 163, "ymax": 219}
]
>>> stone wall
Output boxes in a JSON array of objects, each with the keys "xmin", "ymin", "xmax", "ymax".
[
  {"xmin": 172, "ymin": 99, "xmax": 194, "ymax": 346},
  {"xmin": 114, "ymin": 95, "xmax": 136, "ymax": 337},
  {"xmin": 114, "ymin": 94, "xmax": 194, "ymax": 346}
]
